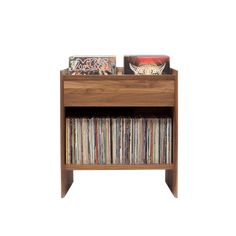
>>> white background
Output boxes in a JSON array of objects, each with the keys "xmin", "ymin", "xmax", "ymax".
[{"xmin": 0, "ymin": 0, "xmax": 236, "ymax": 235}]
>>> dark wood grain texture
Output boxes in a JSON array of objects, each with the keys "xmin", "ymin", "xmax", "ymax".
[
  {"xmin": 60, "ymin": 71, "xmax": 73, "ymax": 198},
  {"xmin": 165, "ymin": 71, "xmax": 178, "ymax": 197},
  {"xmin": 64, "ymin": 79, "xmax": 174, "ymax": 107},
  {"xmin": 60, "ymin": 68, "xmax": 178, "ymax": 198},
  {"xmin": 65, "ymin": 164, "xmax": 174, "ymax": 170}
]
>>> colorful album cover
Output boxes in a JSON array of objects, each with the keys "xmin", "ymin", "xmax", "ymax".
[
  {"xmin": 69, "ymin": 56, "xmax": 116, "ymax": 75},
  {"xmin": 124, "ymin": 55, "xmax": 171, "ymax": 75}
]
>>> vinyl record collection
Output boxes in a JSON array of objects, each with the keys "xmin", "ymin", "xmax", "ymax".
[
  {"xmin": 68, "ymin": 55, "xmax": 171, "ymax": 75},
  {"xmin": 65, "ymin": 117, "xmax": 172, "ymax": 165}
]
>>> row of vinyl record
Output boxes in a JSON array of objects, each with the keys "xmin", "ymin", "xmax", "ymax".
[
  {"xmin": 65, "ymin": 117, "xmax": 172, "ymax": 165},
  {"xmin": 69, "ymin": 55, "xmax": 171, "ymax": 75}
]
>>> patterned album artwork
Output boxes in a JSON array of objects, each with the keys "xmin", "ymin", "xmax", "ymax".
[
  {"xmin": 124, "ymin": 55, "xmax": 171, "ymax": 75},
  {"xmin": 69, "ymin": 56, "xmax": 116, "ymax": 75}
]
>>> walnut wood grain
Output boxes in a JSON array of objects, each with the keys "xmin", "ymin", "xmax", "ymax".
[
  {"xmin": 60, "ymin": 71, "xmax": 73, "ymax": 198},
  {"xmin": 60, "ymin": 68, "xmax": 178, "ymax": 198},
  {"xmin": 65, "ymin": 164, "xmax": 174, "ymax": 170},
  {"xmin": 64, "ymin": 79, "xmax": 175, "ymax": 107},
  {"xmin": 165, "ymin": 71, "xmax": 178, "ymax": 197}
]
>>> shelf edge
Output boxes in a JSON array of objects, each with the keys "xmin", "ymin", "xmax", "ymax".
[{"xmin": 65, "ymin": 164, "xmax": 174, "ymax": 170}]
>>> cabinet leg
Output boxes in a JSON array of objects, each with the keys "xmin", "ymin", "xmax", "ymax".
[
  {"xmin": 165, "ymin": 169, "xmax": 178, "ymax": 197},
  {"xmin": 61, "ymin": 170, "xmax": 73, "ymax": 198}
]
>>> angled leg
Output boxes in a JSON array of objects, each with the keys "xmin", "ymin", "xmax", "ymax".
[
  {"xmin": 61, "ymin": 170, "xmax": 73, "ymax": 198},
  {"xmin": 165, "ymin": 168, "xmax": 177, "ymax": 197}
]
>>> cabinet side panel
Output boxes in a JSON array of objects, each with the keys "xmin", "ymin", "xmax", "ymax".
[
  {"xmin": 61, "ymin": 71, "xmax": 73, "ymax": 197},
  {"xmin": 165, "ymin": 72, "xmax": 178, "ymax": 197}
]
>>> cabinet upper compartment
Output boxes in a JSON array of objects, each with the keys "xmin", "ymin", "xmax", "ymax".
[{"xmin": 61, "ymin": 68, "xmax": 177, "ymax": 107}]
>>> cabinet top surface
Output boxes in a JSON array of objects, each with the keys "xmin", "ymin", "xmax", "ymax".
[{"xmin": 61, "ymin": 67, "xmax": 177, "ymax": 81}]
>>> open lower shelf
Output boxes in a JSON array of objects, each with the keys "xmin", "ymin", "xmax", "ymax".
[{"xmin": 65, "ymin": 164, "xmax": 174, "ymax": 170}]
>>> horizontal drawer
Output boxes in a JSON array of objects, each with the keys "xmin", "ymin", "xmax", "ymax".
[{"xmin": 64, "ymin": 79, "xmax": 175, "ymax": 107}]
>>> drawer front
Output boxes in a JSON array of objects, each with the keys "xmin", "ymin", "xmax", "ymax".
[{"xmin": 64, "ymin": 79, "xmax": 175, "ymax": 107}]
